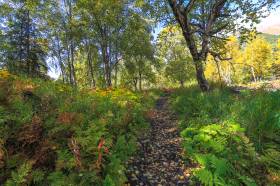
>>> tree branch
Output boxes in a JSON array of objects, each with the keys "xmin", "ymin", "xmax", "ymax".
[
  {"xmin": 184, "ymin": 0, "xmax": 197, "ymax": 13},
  {"xmin": 209, "ymin": 50, "xmax": 232, "ymax": 61}
]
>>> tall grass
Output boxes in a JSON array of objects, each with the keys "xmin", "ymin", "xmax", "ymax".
[{"xmin": 171, "ymin": 86, "xmax": 280, "ymax": 185}]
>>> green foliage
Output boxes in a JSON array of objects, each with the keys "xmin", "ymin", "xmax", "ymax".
[
  {"xmin": 156, "ymin": 26, "xmax": 195, "ymax": 87},
  {"xmin": 182, "ymin": 122, "xmax": 260, "ymax": 185},
  {"xmin": 0, "ymin": 76, "xmax": 152, "ymax": 185},
  {"xmin": 165, "ymin": 60, "xmax": 193, "ymax": 87},
  {"xmin": 5, "ymin": 162, "xmax": 32, "ymax": 186},
  {"xmin": 172, "ymin": 87, "xmax": 280, "ymax": 185}
]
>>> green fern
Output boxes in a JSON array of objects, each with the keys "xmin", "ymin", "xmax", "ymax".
[
  {"xmin": 210, "ymin": 156, "xmax": 229, "ymax": 176},
  {"xmin": 5, "ymin": 162, "xmax": 32, "ymax": 186},
  {"xmin": 195, "ymin": 169, "xmax": 213, "ymax": 186},
  {"xmin": 182, "ymin": 122, "xmax": 263, "ymax": 185},
  {"xmin": 103, "ymin": 175, "xmax": 116, "ymax": 186},
  {"xmin": 47, "ymin": 171, "xmax": 68, "ymax": 186},
  {"xmin": 261, "ymin": 148, "xmax": 280, "ymax": 169}
]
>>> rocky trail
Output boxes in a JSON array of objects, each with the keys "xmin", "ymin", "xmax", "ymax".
[{"xmin": 126, "ymin": 92, "xmax": 190, "ymax": 186}]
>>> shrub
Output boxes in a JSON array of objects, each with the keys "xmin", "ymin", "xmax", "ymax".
[
  {"xmin": 0, "ymin": 75, "xmax": 151, "ymax": 185},
  {"xmin": 182, "ymin": 122, "xmax": 263, "ymax": 185}
]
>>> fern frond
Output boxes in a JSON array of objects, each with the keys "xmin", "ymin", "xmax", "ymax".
[{"xmin": 195, "ymin": 169, "xmax": 213, "ymax": 186}]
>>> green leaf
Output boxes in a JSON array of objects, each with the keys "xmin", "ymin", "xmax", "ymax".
[{"xmin": 195, "ymin": 169, "xmax": 213, "ymax": 186}]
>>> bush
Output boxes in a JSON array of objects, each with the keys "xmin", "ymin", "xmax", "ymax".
[
  {"xmin": 182, "ymin": 122, "xmax": 263, "ymax": 185},
  {"xmin": 0, "ymin": 75, "xmax": 151, "ymax": 185}
]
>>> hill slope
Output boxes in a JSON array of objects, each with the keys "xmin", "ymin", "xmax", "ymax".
[{"xmin": 260, "ymin": 33, "xmax": 280, "ymax": 46}]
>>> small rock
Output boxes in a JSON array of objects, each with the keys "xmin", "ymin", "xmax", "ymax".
[{"xmin": 179, "ymin": 175, "xmax": 184, "ymax": 180}]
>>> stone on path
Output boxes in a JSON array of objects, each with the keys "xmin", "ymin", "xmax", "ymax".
[{"xmin": 126, "ymin": 93, "xmax": 189, "ymax": 186}]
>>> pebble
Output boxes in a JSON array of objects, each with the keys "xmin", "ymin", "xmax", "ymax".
[{"xmin": 126, "ymin": 96, "xmax": 190, "ymax": 185}]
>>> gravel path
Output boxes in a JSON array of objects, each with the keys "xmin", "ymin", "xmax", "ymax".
[{"xmin": 126, "ymin": 93, "xmax": 189, "ymax": 186}]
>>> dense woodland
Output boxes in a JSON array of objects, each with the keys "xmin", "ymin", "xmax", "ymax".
[{"xmin": 0, "ymin": 0, "xmax": 280, "ymax": 185}]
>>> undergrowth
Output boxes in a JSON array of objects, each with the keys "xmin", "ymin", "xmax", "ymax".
[
  {"xmin": 171, "ymin": 86, "xmax": 280, "ymax": 186},
  {"xmin": 0, "ymin": 71, "xmax": 155, "ymax": 186}
]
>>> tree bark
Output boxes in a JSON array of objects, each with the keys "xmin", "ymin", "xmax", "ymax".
[
  {"xmin": 101, "ymin": 43, "xmax": 111, "ymax": 87},
  {"xmin": 168, "ymin": 0, "xmax": 210, "ymax": 91},
  {"xmin": 26, "ymin": 10, "xmax": 31, "ymax": 75},
  {"xmin": 67, "ymin": 46, "xmax": 73, "ymax": 84},
  {"xmin": 214, "ymin": 58, "xmax": 223, "ymax": 87},
  {"xmin": 251, "ymin": 67, "xmax": 256, "ymax": 82},
  {"xmin": 87, "ymin": 43, "xmax": 96, "ymax": 88},
  {"xmin": 114, "ymin": 63, "xmax": 118, "ymax": 88},
  {"xmin": 55, "ymin": 35, "xmax": 65, "ymax": 82},
  {"xmin": 100, "ymin": 26, "xmax": 112, "ymax": 88},
  {"xmin": 194, "ymin": 59, "xmax": 209, "ymax": 91},
  {"xmin": 133, "ymin": 78, "xmax": 138, "ymax": 91},
  {"xmin": 64, "ymin": 0, "xmax": 76, "ymax": 86},
  {"xmin": 70, "ymin": 41, "xmax": 77, "ymax": 86},
  {"xmin": 180, "ymin": 80, "xmax": 184, "ymax": 87},
  {"xmin": 139, "ymin": 72, "xmax": 142, "ymax": 91}
]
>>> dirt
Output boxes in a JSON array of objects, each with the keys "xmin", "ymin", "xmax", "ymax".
[{"xmin": 126, "ymin": 92, "xmax": 189, "ymax": 186}]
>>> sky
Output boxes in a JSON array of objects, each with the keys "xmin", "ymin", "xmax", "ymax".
[{"xmin": 257, "ymin": 7, "xmax": 280, "ymax": 34}]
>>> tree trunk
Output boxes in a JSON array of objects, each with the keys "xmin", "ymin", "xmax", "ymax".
[
  {"xmin": 55, "ymin": 35, "xmax": 65, "ymax": 82},
  {"xmin": 70, "ymin": 41, "xmax": 77, "ymax": 86},
  {"xmin": 87, "ymin": 44, "xmax": 95, "ymax": 88},
  {"xmin": 180, "ymin": 80, "xmax": 184, "ymax": 87},
  {"xmin": 168, "ymin": 0, "xmax": 210, "ymax": 91},
  {"xmin": 100, "ymin": 26, "xmax": 111, "ymax": 88},
  {"xmin": 26, "ymin": 10, "xmax": 31, "ymax": 75},
  {"xmin": 114, "ymin": 63, "xmax": 118, "ymax": 88},
  {"xmin": 251, "ymin": 67, "xmax": 256, "ymax": 82},
  {"xmin": 214, "ymin": 59, "xmax": 223, "ymax": 88},
  {"xmin": 139, "ymin": 72, "xmax": 142, "ymax": 91},
  {"xmin": 65, "ymin": 0, "xmax": 76, "ymax": 86},
  {"xmin": 19, "ymin": 14, "xmax": 24, "ymax": 72},
  {"xmin": 101, "ymin": 44, "xmax": 111, "ymax": 87},
  {"xmin": 133, "ymin": 78, "xmax": 138, "ymax": 91},
  {"xmin": 67, "ymin": 46, "xmax": 73, "ymax": 84},
  {"xmin": 194, "ymin": 59, "xmax": 209, "ymax": 91}
]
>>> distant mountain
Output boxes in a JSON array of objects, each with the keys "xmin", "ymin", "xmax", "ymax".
[
  {"xmin": 257, "ymin": 24, "xmax": 280, "ymax": 46},
  {"xmin": 259, "ymin": 33, "xmax": 280, "ymax": 46}
]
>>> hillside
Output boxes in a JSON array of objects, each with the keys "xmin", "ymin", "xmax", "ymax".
[{"xmin": 260, "ymin": 33, "xmax": 280, "ymax": 46}]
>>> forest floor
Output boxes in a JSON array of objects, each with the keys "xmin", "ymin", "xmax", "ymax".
[{"xmin": 126, "ymin": 92, "xmax": 190, "ymax": 186}]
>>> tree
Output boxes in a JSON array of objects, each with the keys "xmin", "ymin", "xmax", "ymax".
[
  {"xmin": 0, "ymin": 0, "xmax": 48, "ymax": 77},
  {"xmin": 165, "ymin": 60, "xmax": 191, "ymax": 87},
  {"xmin": 205, "ymin": 36, "xmax": 243, "ymax": 85},
  {"xmin": 271, "ymin": 39, "xmax": 280, "ymax": 78},
  {"xmin": 156, "ymin": 26, "xmax": 194, "ymax": 87},
  {"xmin": 120, "ymin": 14, "xmax": 155, "ymax": 91},
  {"xmin": 151, "ymin": 0, "xmax": 279, "ymax": 91},
  {"xmin": 244, "ymin": 36, "xmax": 273, "ymax": 81}
]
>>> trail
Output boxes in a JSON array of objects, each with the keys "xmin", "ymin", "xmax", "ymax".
[{"xmin": 126, "ymin": 92, "xmax": 189, "ymax": 186}]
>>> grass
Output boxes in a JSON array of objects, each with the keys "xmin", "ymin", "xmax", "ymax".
[{"xmin": 171, "ymin": 85, "xmax": 280, "ymax": 185}]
